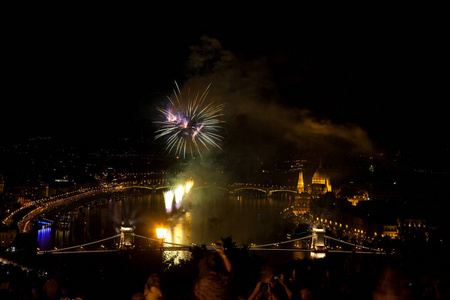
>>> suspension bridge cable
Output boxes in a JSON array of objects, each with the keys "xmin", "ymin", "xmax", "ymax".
[
  {"xmin": 132, "ymin": 234, "xmax": 192, "ymax": 248},
  {"xmin": 250, "ymin": 235, "xmax": 313, "ymax": 248},
  {"xmin": 39, "ymin": 250, "xmax": 119, "ymax": 255},
  {"xmin": 249, "ymin": 248, "xmax": 314, "ymax": 252},
  {"xmin": 324, "ymin": 235, "xmax": 382, "ymax": 252},
  {"xmin": 43, "ymin": 234, "xmax": 122, "ymax": 253}
]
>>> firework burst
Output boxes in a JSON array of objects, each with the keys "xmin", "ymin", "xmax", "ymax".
[{"xmin": 154, "ymin": 82, "xmax": 225, "ymax": 158}]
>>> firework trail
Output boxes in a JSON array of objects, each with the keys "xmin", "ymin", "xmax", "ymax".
[
  {"xmin": 174, "ymin": 185, "xmax": 185, "ymax": 209},
  {"xmin": 185, "ymin": 179, "xmax": 194, "ymax": 194},
  {"xmin": 154, "ymin": 82, "xmax": 225, "ymax": 158},
  {"xmin": 163, "ymin": 180, "xmax": 194, "ymax": 213},
  {"xmin": 163, "ymin": 190, "xmax": 174, "ymax": 213}
]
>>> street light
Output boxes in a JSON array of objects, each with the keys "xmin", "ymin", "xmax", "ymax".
[{"xmin": 156, "ymin": 227, "xmax": 168, "ymax": 249}]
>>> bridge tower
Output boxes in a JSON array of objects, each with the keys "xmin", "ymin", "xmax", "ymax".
[
  {"xmin": 311, "ymin": 228, "xmax": 326, "ymax": 251},
  {"xmin": 119, "ymin": 225, "xmax": 134, "ymax": 249}
]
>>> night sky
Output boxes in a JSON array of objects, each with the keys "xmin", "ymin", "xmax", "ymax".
[{"xmin": 2, "ymin": 9, "xmax": 448, "ymax": 165}]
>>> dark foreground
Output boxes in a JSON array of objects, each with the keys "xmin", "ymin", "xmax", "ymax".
[{"xmin": 1, "ymin": 244, "xmax": 450, "ymax": 300}]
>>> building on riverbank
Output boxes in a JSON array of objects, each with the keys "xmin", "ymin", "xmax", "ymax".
[{"xmin": 0, "ymin": 228, "xmax": 16, "ymax": 247}]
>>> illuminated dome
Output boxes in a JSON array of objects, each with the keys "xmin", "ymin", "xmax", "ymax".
[
  {"xmin": 312, "ymin": 169, "xmax": 328, "ymax": 184},
  {"xmin": 311, "ymin": 164, "xmax": 332, "ymax": 193}
]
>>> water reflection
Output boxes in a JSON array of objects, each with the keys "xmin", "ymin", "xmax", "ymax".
[
  {"xmin": 55, "ymin": 229, "xmax": 70, "ymax": 249},
  {"xmin": 37, "ymin": 227, "xmax": 52, "ymax": 250},
  {"xmin": 164, "ymin": 216, "xmax": 192, "ymax": 264}
]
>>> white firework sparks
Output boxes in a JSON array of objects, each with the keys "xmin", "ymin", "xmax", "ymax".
[
  {"xmin": 174, "ymin": 185, "xmax": 185, "ymax": 209},
  {"xmin": 163, "ymin": 190, "xmax": 174, "ymax": 213},
  {"xmin": 154, "ymin": 82, "xmax": 224, "ymax": 158}
]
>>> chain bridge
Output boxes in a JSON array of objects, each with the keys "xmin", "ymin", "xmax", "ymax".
[{"xmin": 36, "ymin": 227, "xmax": 385, "ymax": 256}]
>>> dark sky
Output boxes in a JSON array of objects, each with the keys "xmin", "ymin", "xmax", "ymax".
[{"xmin": 2, "ymin": 9, "xmax": 448, "ymax": 162}]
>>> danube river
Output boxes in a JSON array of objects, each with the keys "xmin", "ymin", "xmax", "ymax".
[{"xmin": 37, "ymin": 188, "xmax": 294, "ymax": 251}]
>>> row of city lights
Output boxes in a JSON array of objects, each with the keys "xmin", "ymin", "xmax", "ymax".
[
  {"xmin": 282, "ymin": 207, "xmax": 373, "ymax": 240},
  {"xmin": 13, "ymin": 187, "xmax": 117, "ymax": 233}
]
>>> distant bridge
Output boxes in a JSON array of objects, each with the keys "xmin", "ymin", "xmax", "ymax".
[
  {"xmin": 118, "ymin": 183, "xmax": 298, "ymax": 196},
  {"xmin": 229, "ymin": 186, "xmax": 298, "ymax": 196},
  {"xmin": 115, "ymin": 172, "xmax": 300, "ymax": 196}
]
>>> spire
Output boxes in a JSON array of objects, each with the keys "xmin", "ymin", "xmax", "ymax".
[{"xmin": 297, "ymin": 171, "xmax": 304, "ymax": 193}]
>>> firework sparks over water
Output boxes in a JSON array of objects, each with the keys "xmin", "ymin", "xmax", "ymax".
[
  {"xmin": 174, "ymin": 185, "xmax": 185, "ymax": 209},
  {"xmin": 154, "ymin": 82, "xmax": 225, "ymax": 158},
  {"xmin": 185, "ymin": 179, "xmax": 194, "ymax": 194},
  {"xmin": 163, "ymin": 180, "xmax": 195, "ymax": 213},
  {"xmin": 163, "ymin": 190, "xmax": 174, "ymax": 213}
]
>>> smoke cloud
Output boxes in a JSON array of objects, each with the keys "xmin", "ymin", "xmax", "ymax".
[{"xmin": 181, "ymin": 36, "xmax": 375, "ymax": 162}]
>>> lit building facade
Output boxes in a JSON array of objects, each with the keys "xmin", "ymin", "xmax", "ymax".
[
  {"xmin": 347, "ymin": 190, "xmax": 369, "ymax": 206},
  {"xmin": 382, "ymin": 225, "xmax": 399, "ymax": 239},
  {"xmin": 0, "ymin": 230, "xmax": 16, "ymax": 247},
  {"xmin": 296, "ymin": 164, "xmax": 332, "ymax": 199},
  {"xmin": 311, "ymin": 167, "xmax": 332, "ymax": 197},
  {"xmin": 293, "ymin": 193, "xmax": 311, "ymax": 215}
]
